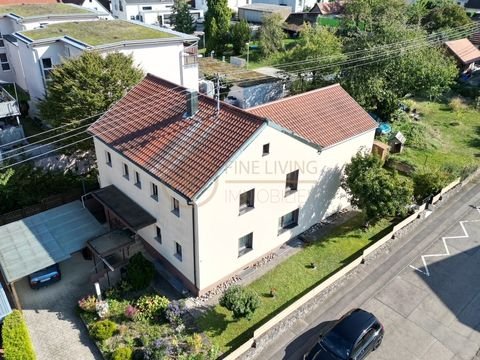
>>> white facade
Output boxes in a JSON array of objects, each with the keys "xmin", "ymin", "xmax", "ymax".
[
  {"xmin": 112, "ymin": 0, "xmax": 203, "ymax": 26},
  {"xmin": 195, "ymin": 0, "xmax": 250, "ymax": 13},
  {"xmin": 4, "ymin": 23, "xmax": 198, "ymax": 112},
  {"xmin": 94, "ymin": 138, "xmax": 198, "ymax": 288},
  {"xmin": 74, "ymin": 0, "xmax": 112, "ymax": 14},
  {"xmin": 93, "ymin": 116, "xmax": 375, "ymax": 294},
  {"xmin": 251, "ymin": 0, "xmax": 316, "ymax": 14}
]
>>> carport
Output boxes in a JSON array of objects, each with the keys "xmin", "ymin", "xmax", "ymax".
[{"xmin": 0, "ymin": 201, "xmax": 106, "ymax": 308}]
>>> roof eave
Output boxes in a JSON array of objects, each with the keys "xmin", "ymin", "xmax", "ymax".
[
  {"xmin": 266, "ymin": 119, "xmax": 323, "ymax": 152},
  {"xmin": 321, "ymin": 126, "xmax": 377, "ymax": 150}
]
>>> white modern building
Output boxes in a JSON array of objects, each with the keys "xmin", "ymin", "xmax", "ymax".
[
  {"xmin": 251, "ymin": 0, "xmax": 316, "ymax": 14},
  {"xmin": 111, "ymin": 0, "xmax": 203, "ymax": 27},
  {"xmin": 62, "ymin": 0, "xmax": 112, "ymax": 15},
  {"xmin": 0, "ymin": 3, "xmax": 110, "ymax": 85},
  {"xmin": 88, "ymin": 73, "xmax": 377, "ymax": 296},
  {"xmin": 1, "ymin": 18, "xmax": 198, "ymax": 112},
  {"xmin": 195, "ymin": 0, "xmax": 250, "ymax": 13}
]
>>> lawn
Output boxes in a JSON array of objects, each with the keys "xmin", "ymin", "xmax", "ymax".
[
  {"xmin": 197, "ymin": 214, "xmax": 394, "ymax": 354},
  {"xmin": 0, "ymin": 3, "xmax": 90, "ymax": 17},
  {"xmin": 391, "ymin": 98, "xmax": 480, "ymax": 175}
]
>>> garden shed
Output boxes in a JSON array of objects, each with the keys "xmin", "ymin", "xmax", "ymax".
[{"xmin": 389, "ymin": 131, "xmax": 406, "ymax": 153}]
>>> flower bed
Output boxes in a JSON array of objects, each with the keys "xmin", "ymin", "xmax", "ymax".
[{"xmin": 79, "ymin": 282, "xmax": 219, "ymax": 359}]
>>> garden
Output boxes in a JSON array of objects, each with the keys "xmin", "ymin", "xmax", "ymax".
[{"xmin": 78, "ymin": 253, "xmax": 218, "ymax": 360}]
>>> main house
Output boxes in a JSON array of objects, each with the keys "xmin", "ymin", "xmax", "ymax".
[
  {"xmin": 88, "ymin": 74, "xmax": 377, "ymax": 296},
  {"xmin": 0, "ymin": 4, "xmax": 199, "ymax": 112}
]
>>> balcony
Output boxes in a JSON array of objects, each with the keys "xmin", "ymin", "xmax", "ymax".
[{"xmin": 0, "ymin": 87, "xmax": 20, "ymax": 120}]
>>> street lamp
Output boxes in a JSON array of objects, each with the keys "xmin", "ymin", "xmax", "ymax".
[{"xmin": 246, "ymin": 42, "xmax": 250, "ymax": 69}]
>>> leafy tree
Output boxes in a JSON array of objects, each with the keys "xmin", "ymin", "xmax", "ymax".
[
  {"xmin": 280, "ymin": 24, "xmax": 344, "ymax": 89},
  {"xmin": 171, "ymin": 0, "xmax": 195, "ymax": 34},
  {"xmin": 219, "ymin": 285, "xmax": 260, "ymax": 320},
  {"xmin": 341, "ymin": 24, "xmax": 457, "ymax": 117},
  {"xmin": 421, "ymin": 2, "xmax": 471, "ymax": 32},
  {"xmin": 126, "ymin": 253, "xmax": 155, "ymax": 290},
  {"xmin": 39, "ymin": 52, "xmax": 143, "ymax": 140},
  {"xmin": 231, "ymin": 20, "xmax": 250, "ymax": 55},
  {"xmin": 205, "ymin": 0, "xmax": 230, "ymax": 55},
  {"xmin": 259, "ymin": 13, "xmax": 285, "ymax": 57},
  {"xmin": 342, "ymin": 152, "xmax": 414, "ymax": 224}
]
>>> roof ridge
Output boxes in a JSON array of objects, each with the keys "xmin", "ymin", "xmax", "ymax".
[{"xmin": 248, "ymin": 83, "xmax": 342, "ymax": 111}]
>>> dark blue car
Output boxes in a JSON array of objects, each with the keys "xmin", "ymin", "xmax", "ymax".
[
  {"xmin": 28, "ymin": 264, "xmax": 61, "ymax": 289},
  {"xmin": 304, "ymin": 309, "xmax": 384, "ymax": 360}
]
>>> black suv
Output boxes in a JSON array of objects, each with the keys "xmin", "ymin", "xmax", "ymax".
[{"xmin": 304, "ymin": 309, "xmax": 384, "ymax": 360}]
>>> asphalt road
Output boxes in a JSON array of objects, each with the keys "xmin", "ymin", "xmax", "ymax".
[{"xmin": 253, "ymin": 180, "xmax": 480, "ymax": 360}]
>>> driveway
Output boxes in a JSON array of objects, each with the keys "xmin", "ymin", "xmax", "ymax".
[
  {"xmin": 252, "ymin": 180, "xmax": 480, "ymax": 360},
  {"xmin": 16, "ymin": 252, "xmax": 102, "ymax": 360}
]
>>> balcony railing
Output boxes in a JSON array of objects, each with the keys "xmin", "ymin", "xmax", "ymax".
[
  {"xmin": 183, "ymin": 43, "xmax": 198, "ymax": 66},
  {"xmin": 0, "ymin": 87, "xmax": 20, "ymax": 119}
]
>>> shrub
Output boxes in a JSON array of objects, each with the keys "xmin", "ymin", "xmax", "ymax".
[
  {"xmin": 219, "ymin": 285, "xmax": 260, "ymax": 320},
  {"xmin": 3, "ymin": 310, "xmax": 36, "ymax": 360},
  {"xmin": 393, "ymin": 121, "xmax": 428, "ymax": 150},
  {"xmin": 165, "ymin": 300, "xmax": 185, "ymax": 325},
  {"xmin": 449, "ymin": 96, "xmax": 468, "ymax": 112},
  {"xmin": 413, "ymin": 169, "xmax": 452, "ymax": 202},
  {"xmin": 186, "ymin": 333, "xmax": 203, "ymax": 354},
  {"xmin": 78, "ymin": 295, "xmax": 97, "ymax": 312},
  {"xmin": 112, "ymin": 347, "xmax": 133, "ymax": 360},
  {"xmin": 135, "ymin": 295, "xmax": 170, "ymax": 321},
  {"xmin": 89, "ymin": 319, "xmax": 117, "ymax": 341},
  {"xmin": 124, "ymin": 305, "xmax": 139, "ymax": 321},
  {"xmin": 126, "ymin": 253, "xmax": 155, "ymax": 290}
]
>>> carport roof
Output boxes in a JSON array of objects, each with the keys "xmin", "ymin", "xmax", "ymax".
[{"xmin": 0, "ymin": 201, "xmax": 106, "ymax": 283}]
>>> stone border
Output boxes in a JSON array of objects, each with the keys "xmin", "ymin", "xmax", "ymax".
[{"xmin": 222, "ymin": 172, "xmax": 474, "ymax": 360}]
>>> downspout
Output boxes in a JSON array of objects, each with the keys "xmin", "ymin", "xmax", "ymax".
[{"xmin": 189, "ymin": 201, "xmax": 198, "ymax": 292}]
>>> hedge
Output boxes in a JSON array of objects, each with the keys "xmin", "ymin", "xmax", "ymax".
[{"xmin": 3, "ymin": 310, "xmax": 36, "ymax": 360}]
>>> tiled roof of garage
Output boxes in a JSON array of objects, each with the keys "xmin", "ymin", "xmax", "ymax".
[
  {"xmin": 88, "ymin": 74, "xmax": 267, "ymax": 199},
  {"xmin": 248, "ymin": 84, "xmax": 377, "ymax": 148}
]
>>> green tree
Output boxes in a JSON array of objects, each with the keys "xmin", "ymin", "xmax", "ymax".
[
  {"xmin": 280, "ymin": 24, "xmax": 344, "ymax": 89},
  {"xmin": 421, "ymin": 2, "xmax": 471, "ymax": 32},
  {"xmin": 342, "ymin": 152, "xmax": 414, "ymax": 224},
  {"xmin": 205, "ymin": 0, "xmax": 230, "ymax": 55},
  {"xmin": 39, "ymin": 52, "xmax": 143, "ymax": 131},
  {"xmin": 231, "ymin": 20, "xmax": 250, "ymax": 55},
  {"xmin": 413, "ymin": 169, "xmax": 452, "ymax": 201},
  {"xmin": 171, "ymin": 0, "xmax": 195, "ymax": 34},
  {"xmin": 258, "ymin": 13, "xmax": 285, "ymax": 57},
  {"xmin": 341, "ymin": 24, "xmax": 457, "ymax": 117}
]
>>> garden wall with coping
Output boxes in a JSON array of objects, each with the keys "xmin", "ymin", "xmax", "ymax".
[{"xmin": 224, "ymin": 173, "xmax": 474, "ymax": 360}]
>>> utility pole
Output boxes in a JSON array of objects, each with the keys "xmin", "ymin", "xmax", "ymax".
[{"xmin": 215, "ymin": 73, "xmax": 220, "ymax": 114}]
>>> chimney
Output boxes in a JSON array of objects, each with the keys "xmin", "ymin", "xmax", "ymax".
[{"xmin": 186, "ymin": 89, "xmax": 198, "ymax": 117}]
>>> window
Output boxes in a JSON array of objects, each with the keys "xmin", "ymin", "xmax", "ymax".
[
  {"xmin": 155, "ymin": 226, "xmax": 162, "ymax": 244},
  {"xmin": 279, "ymin": 209, "xmax": 299, "ymax": 232},
  {"xmin": 0, "ymin": 32, "xmax": 4, "ymax": 48},
  {"xmin": 142, "ymin": 6, "xmax": 152, "ymax": 10},
  {"xmin": 238, "ymin": 233, "xmax": 253, "ymax": 257},
  {"xmin": 285, "ymin": 170, "xmax": 299, "ymax": 195},
  {"xmin": 123, "ymin": 163, "xmax": 129, "ymax": 179},
  {"xmin": 0, "ymin": 53, "xmax": 10, "ymax": 71},
  {"xmin": 64, "ymin": 46, "xmax": 71, "ymax": 58},
  {"xmin": 134, "ymin": 171, "xmax": 141, "ymax": 188},
  {"xmin": 130, "ymin": 15, "xmax": 135, "ymax": 20},
  {"xmin": 151, "ymin": 182, "xmax": 158, "ymax": 200},
  {"xmin": 105, "ymin": 151, "xmax": 112, "ymax": 166},
  {"xmin": 172, "ymin": 197, "xmax": 180, "ymax": 216},
  {"xmin": 262, "ymin": 143, "xmax": 270, "ymax": 156},
  {"xmin": 175, "ymin": 242, "xmax": 182, "ymax": 261},
  {"xmin": 119, "ymin": 0, "xmax": 123, "ymax": 11},
  {"xmin": 42, "ymin": 57, "xmax": 53, "ymax": 78},
  {"xmin": 239, "ymin": 189, "xmax": 255, "ymax": 214}
]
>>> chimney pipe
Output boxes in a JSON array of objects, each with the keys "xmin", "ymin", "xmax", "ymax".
[{"xmin": 186, "ymin": 89, "xmax": 198, "ymax": 117}]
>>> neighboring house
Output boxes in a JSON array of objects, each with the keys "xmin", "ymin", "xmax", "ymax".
[
  {"xmin": 62, "ymin": 0, "xmax": 113, "ymax": 16},
  {"xmin": 464, "ymin": 0, "xmax": 480, "ymax": 12},
  {"xmin": 88, "ymin": 73, "xmax": 377, "ymax": 296},
  {"xmin": 0, "ymin": 3, "xmax": 109, "ymax": 85},
  {"xmin": 309, "ymin": 0, "xmax": 344, "ymax": 15},
  {"xmin": 445, "ymin": 38, "xmax": 480, "ymax": 74},
  {"xmin": 251, "ymin": 0, "xmax": 315, "ymax": 15},
  {"xmin": 4, "ymin": 19, "xmax": 198, "ymax": 112},
  {"xmin": 283, "ymin": 11, "xmax": 319, "ymax": 35},
  {"xmin": 199, "ymin": 57, "xmax": 285, "ymax": 109},
  {"xmin": 111, "ymin": 0, "xmax": 203, "ymax": 27},
  {"xmin": 238, "ymin": 3, "xmax": 292, "ymax": 23},
  {"xmin": 195, "ymin": 0, "xmax": 249, "ymax": 14},
  {"xmin": 0, "ymin": 85, "xmax": 22, "ymax": 164}
]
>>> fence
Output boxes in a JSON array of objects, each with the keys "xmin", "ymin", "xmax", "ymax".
[
  {"xmin": 0, "ymin": 190, "xmax": 84, "ymax": 225},
  {"xmin": 223, "ymin": 175, "xmax": 466, "ymax": 360}
]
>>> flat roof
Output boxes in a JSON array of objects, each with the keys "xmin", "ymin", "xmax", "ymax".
[
  {"xmin": 199, "ymin": 57, "xmax": 277, "ymax": 86},
  {"xmin": 20, "ymin": 20, "xmax": 178, "ymax": 46},
  {"xmin": 0, "ymin": 201, "xmax": 106, "ymax": 283},
  {"xmin": 0, "ymin": 3, "xmax": 92, "ymax": 18},
  {"xmin": 239, "ymin": 3, "xmax": 292, "ymax": 11}
]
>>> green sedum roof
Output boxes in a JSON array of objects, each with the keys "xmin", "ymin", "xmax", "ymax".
[
  {"xmin": 0, "ymin": 4, "xmax": 92, "ymax": 18},
  {"xmin": 21, "ymin": 20, "xmax": 177, "ymax": 46}
]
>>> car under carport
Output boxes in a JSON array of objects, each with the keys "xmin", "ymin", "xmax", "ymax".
[{"xmin": 0, "ymin": 200, "xmax": 106, "ymax": 308}]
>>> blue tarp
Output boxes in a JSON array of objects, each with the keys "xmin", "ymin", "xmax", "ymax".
[{"xmin": 0, "ymin": 201, "xmax": 106, "ymax": 283}]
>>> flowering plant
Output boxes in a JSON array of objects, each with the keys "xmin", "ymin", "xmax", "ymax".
[
  {"xmin": 78, "ymin": 295, "xmax": 97, "ymax": 312},
  {"xmin": 124, "ymin": 304, "xmax": 139, "ymax": 321}
]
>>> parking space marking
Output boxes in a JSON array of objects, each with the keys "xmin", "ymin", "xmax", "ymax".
[{"xmin": 409, "ymin": 207, "xmax": 480, "ymax": 277}]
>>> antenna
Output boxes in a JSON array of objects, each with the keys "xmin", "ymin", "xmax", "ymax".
[{"xmin": 215, "ymin": 73, "xmax": 220, "ymax": 114}]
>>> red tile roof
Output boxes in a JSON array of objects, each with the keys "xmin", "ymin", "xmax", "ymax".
[
  {"xmin": 445, "ymin": 38, "xmax": 480, "ymax": 65},
  {"xmin": 88, "ymin": 74, "xmax": 266, "ymax": 199},
  {"xmin": 248, "ymin": 84, "xmax": 377, "ymax": 148}
]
